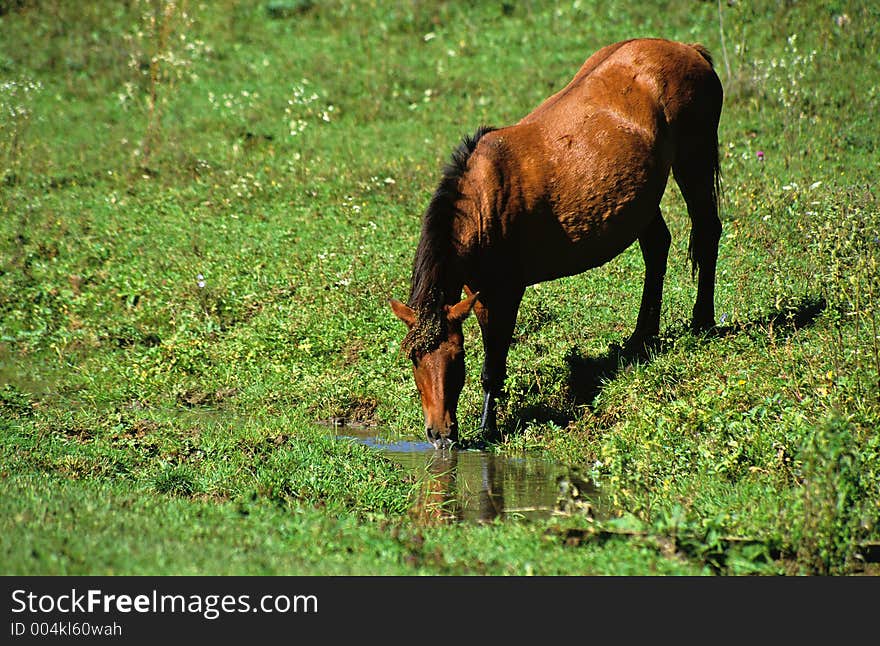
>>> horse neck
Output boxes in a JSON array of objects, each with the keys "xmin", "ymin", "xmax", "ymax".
[
  {"xmin": 410, "ymin": 195, "xmax": 476, "ymax": 310},
  {"xmin": 409, "ymin": 244, "xmax": 464, "ymax": 311}
]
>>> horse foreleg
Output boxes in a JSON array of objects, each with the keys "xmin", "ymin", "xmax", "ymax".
[
  {"xmin": 472, "ymin": 288, "xmax": 524, "ymax": 436},
  {"xmin": 628, "ymin": 209, "xmax": 671, "ymax": 349},
  {"xmin": 480, "ymin": 391, "xmax": 497, "ymax": 434}
]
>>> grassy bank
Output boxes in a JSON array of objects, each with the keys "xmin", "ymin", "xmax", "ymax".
[{"xmin": 1, "ymin": 0, "xmax": 878, "ymax": 575}]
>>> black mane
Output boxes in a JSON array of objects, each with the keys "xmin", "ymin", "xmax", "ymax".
[
  {"xmin": 408, "ymin": 125, "xmax": 495, "ymax": 309},
  {"xmin": 402, "ymin": 125, "xmax": 495, "ymax": 356}
]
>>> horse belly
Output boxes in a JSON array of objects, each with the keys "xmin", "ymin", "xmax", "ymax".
[
  {"xmin": 519, "ymin": 153, "xmax": 668, "ymax": 284},
  {"xmin": 517, "ymin": 200, "xmax": 655, "ymax": 285}
]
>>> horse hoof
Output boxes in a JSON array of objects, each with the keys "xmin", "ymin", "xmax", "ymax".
[
  {"xmin": 691, "ymin": 320, "xmax": 717, "ymax": 336},
  {"xmin": 622, "ymin": 335, "xmax": 658, "ymax": 357}
]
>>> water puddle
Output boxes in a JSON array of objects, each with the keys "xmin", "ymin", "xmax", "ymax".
[{"xmin": 335, "ymin": 426, "xmax": 601, "ymax": 524}]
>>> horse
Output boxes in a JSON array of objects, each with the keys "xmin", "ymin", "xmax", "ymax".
[{"xmin": 390, "ymin": 38, "xmax": 723, "ymax": 449}]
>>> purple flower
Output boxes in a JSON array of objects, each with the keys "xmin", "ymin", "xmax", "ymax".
[{"xmin": 756, "ymin": 150, "xmax": 765, "ymax": 162}]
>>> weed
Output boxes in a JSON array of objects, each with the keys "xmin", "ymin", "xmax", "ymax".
[
  {"xmin": 795, "ymin": 416, "xmax": 876, "ymax": 574},
  {"xmin": 0, "ymin": 77, "xmax": 41, "ymax": 185},
  {"xmin": 153, "ymin": 463, "xmax": 200, "ymax": 496},
  {"xmin": 811, "ymin": 190, "xmax": 880, "ymax": 402},
  {"xmin": 123, "ymin": 0, "xmax": 207, "ymax": 172}
]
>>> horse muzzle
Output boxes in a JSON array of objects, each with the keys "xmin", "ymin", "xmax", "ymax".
[{"xmin": 426, "ymin": 424, "xmax": 457, "ymax": 450}]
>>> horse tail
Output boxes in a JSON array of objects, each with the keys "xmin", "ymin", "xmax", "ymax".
[
  {"xmin": 686, "ymin": 136, "xmax": 722, "ymax": 278},
  {"xmin": 676, "ymin": 44, "xmax": 723, "ymax": 278},
  {"xmin": 688, "ymin": 43, "xmax": 714, "ymax": 69}
]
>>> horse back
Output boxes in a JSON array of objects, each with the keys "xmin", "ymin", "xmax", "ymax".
[
  {"xmin": 520, "ymin": 38, "xmax": 722, "ymax": 133},
  {"xmin": 456, "ymin": 39, "xmax": 722, "ymax": 284}
]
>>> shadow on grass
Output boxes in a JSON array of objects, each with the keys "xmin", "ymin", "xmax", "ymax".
[{"xmin": 505, "ymin": 294, "xmax": 827, "ymax": 431}]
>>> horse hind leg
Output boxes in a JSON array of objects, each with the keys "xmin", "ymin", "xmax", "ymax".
[
  {"xmin": 673, "ymin": 141, "xmax": 722, "ymax": 332},
  {"xmin": 628, "ymin": 208, "xmax": 671, "ymax": 349}
]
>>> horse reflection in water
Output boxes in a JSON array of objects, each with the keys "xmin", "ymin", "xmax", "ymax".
[
  {"xmin": 412, "ymin": 451, "xmax": 506, "ymax": 523},
  {"xmin": 335, "ymin": 426, "xmax": 583, "ymax": 521}
]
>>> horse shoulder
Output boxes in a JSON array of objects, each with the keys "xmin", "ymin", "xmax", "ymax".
[{"xmin": 454, "ymin": 127, "xmax": 551, "ymax": 251}]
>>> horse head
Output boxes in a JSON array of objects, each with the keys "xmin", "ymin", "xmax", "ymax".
[{"xmin": 389, "ymin": 291, "xmax": 479, "ymax": 448}]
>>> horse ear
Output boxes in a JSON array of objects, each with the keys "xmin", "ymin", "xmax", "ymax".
[
  {"xmin": 389, "ymin": 298, "xmax": 417, "ymax": 328},
  {"xmin": 446, "ymin": 290, "xmax": 480, "ymax": 323}
]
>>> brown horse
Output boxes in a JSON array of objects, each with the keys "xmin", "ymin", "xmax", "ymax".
[{"xmin": 390, "ymin": 38, "xmax": 723, "ymax": 448}]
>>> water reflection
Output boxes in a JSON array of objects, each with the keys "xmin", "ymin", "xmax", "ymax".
[
  {"xmin": 336, "ymin": 426, "xmax": 599, "ymax": 523},
  {"xmin": 413, "ymin": 450, "xmax": 505, "ymax": 522}
]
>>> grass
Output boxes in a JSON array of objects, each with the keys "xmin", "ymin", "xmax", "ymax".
[{"xmin": 1, "ymin": 0, "xmax": 879, "ymax": 576}]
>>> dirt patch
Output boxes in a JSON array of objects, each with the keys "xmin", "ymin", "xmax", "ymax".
[
  {"xmin": 127, "ymin": 419, "xmax": 160, "ymax": 439},
  {"xmin": 177, "ymin": 387, "xmax": 238, "ymax": 408},
  {"xmin": 320, "ymin": 397, "xmax": 379, "ymax": 427},
  {"xmin": 0, "ymin": 384, "xmax": 34, "ymax": 417},
  {"xmin": 55, "ymin": 424, "xmax": 95, "ymax": 443}
]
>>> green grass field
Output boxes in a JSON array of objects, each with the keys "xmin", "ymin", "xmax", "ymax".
[{"xmin": 2, "ymin": 0, "xmax": 878, "ymax": 575}]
